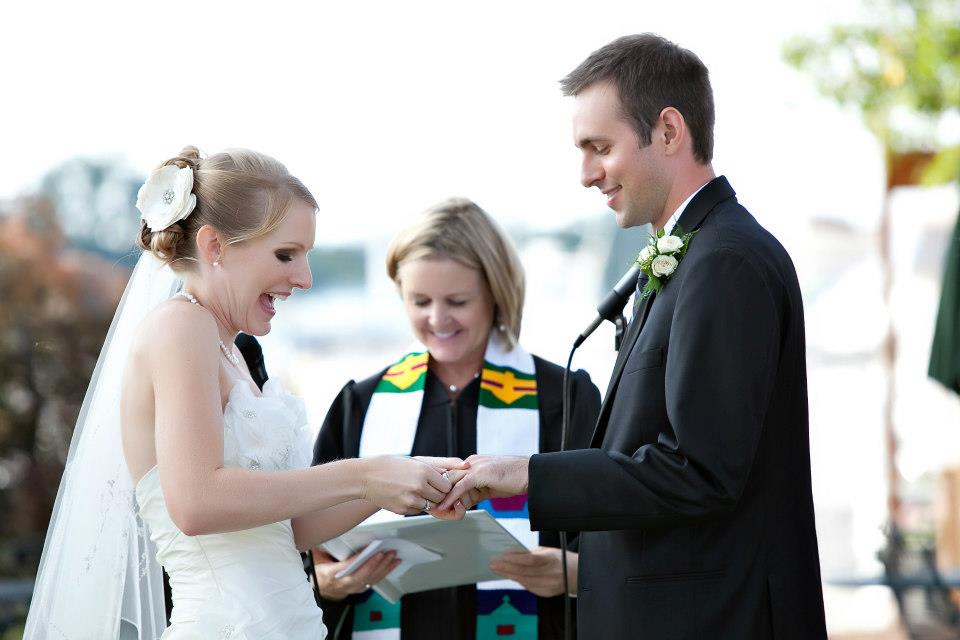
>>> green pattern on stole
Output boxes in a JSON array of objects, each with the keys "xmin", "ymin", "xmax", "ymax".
[
  {"xmin": 352, "ymin": 591, "xmax": 401, "ymax": 631},
  {"xmin": 476, "ymin": 595, "xmax": 538, "ymax": 639}
]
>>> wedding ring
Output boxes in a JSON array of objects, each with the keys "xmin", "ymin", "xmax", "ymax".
[
  {"xmin": 442, "ymin": 471, "xmax": 450, "ymax": 481},
  {"xmin": 364, "ymin": 584, "xmax": 371, "ymax": 590},
  {"xmin": 423, "ymin": 499, "xmax": 431, "ymax": 512}
]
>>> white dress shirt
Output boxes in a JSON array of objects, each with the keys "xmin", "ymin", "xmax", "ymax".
[{"xmin": 662, "ymin": 181, "xmax": 709, "ymax": 236}]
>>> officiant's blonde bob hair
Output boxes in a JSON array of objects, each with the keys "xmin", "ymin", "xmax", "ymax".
[{"xmin": 386, "ymin": 198, "xmax": 525, "ymax": 348}]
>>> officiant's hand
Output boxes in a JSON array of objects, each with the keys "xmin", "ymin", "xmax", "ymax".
[
  {"xmin": 360, "ymin": 456, "xmax": 460, "ymax": 515},
  {"xmin": 312, "ymin": 549, "xmax": 400, "ymax": 601},
  {"xmin": 490, "ymin": 547, "xmax": 578, "ymax": 597},
  {"xmin": 437, "ymin": 454, "xmax": 529, "ymax": 511}
]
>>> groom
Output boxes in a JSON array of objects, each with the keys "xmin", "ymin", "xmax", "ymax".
[{"xmin": 441, "ymin": 34, "xmax": 827, "ymax": 638}]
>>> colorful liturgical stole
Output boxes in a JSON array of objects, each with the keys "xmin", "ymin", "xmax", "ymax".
[{"xmin": 356, "ymin": 338, "xmax": 541, "ymax": 639}]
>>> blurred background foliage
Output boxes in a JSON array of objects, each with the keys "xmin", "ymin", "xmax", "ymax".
[
  {"xmin": 0, "ymin": 195, "xmax": 128, "ymax": 566},
  {"xmin": 783, "ymin": 0, "xmax": 959, "ymax": 182},
  {"xmin": 786, "ymin": 4, "xmax": 960, "ymax": 636},
  {"xmin": 0, "ymin": 192, "xmax": 130, "ymax": 631}
]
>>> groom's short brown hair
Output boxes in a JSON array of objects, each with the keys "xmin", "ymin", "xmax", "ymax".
[{"xmin": 561, "ymin": 33, "xmax": 715, "ymax": 164}]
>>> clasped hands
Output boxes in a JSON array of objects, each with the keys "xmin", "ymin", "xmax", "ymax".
[
  {"xmin": 360, "ymin": 454, "xmax": 529, "ymax": 519},
  {"xmin": 428, "ymin": 453, "xmax": 530, "ymax": 520},
  {"xmin": 395, "ymin": 454, "xmax": 530, "ymax": 520},
  {"xmin": 321, "ymin": 454, "xmax": 574, "ymax": 600}
]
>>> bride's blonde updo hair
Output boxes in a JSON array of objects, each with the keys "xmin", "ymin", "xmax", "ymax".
[{"xmin": 136, "ymin": 146, "xmax": 317, "ymax": 271}]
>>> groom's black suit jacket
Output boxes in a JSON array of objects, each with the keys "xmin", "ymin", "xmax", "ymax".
[{"xmin": 528, "ymin": 177, "xmax": 826, "ymax": 638}]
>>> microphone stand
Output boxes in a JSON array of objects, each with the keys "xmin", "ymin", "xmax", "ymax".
[
  {"xmin": 559, "ymin": 346, "xmax": 577, "ymax": 640},
  {"xmin": 558, "ymin": 264, "xmax": 638, "ymax": 640}
]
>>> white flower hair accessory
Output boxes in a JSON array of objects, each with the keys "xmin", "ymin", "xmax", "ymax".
[
  {"xmin": 136, "ymin": 165, "xmax": 197, "ymax": 232},
  {"xmin": 635, "ymin": 225, "xmax": 697, "ymax": 300}
]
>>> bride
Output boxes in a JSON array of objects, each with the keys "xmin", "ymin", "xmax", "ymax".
[{"xmin": 23, "ymin": 147, "xmax": 462, "ymax": 639}]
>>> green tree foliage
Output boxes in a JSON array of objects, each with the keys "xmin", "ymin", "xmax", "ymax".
[{"xmin": 783, "ymin": 0, "xmax": 960, "ymax": 180}]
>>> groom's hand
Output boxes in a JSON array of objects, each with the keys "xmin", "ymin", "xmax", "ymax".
[
  {"xmin": 413, "ymin": 456, "xmax": 469, "ymax": 473},
  {"xmin": 413, "ymin": 456, "xmax": 469, "ymax": 520},
  {"xmin": 426, "ymin": 498, "xmax": 468, "ymax": 520},
  {"xmin": 438, "ymin": 455, "xmax": 529, "ymax": 511}
]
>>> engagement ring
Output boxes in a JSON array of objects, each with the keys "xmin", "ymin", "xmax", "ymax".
[{"xmin": 423, "ymin": 499, "xmax": 431, "ymax": 512}]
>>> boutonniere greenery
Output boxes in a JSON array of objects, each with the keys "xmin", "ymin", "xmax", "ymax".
[{"xmin": 635, "ymin": 225, "xmax": 697, "ymax": 300}]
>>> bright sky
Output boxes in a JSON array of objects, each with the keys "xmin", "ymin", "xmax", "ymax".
[{"xmin": 2, "ymin": 0, "xmax": 880, "ymax": 245}]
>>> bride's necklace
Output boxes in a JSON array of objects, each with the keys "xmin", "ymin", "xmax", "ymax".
[{"xmin": 176, "ymin": 291, "xmax": 243, "ymax": 370}]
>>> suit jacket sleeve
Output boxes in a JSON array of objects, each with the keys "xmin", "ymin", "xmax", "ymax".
[{"xmin": 529, "ymin": 248, "xmax": 781, "ymax": 532}]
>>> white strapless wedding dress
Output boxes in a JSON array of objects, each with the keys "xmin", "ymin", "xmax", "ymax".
[{"xmin": 135, "ymin": 379, "xmax": 327, "ymax": 639}]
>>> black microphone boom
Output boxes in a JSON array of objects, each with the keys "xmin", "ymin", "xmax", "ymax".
[
  {"xmin": 559, "ymin": 261, "xmax": 641, "ymax": 640},
  {"xmin": 574, "ymin": 263, "xmax": 642, "ymax": 348}
]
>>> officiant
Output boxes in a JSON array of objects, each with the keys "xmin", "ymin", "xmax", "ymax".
[{"xmin": 311, "ymin": 197, "xmax": 601, "ymax": 639}]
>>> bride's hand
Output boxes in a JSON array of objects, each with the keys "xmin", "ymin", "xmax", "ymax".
[
  {"xmin": 426, "ymin": 497, "xmax": 468, "ymax": 520},
  {"xmin": 359, "ymin": 456, "xmax": 458, "ymax": 515}
]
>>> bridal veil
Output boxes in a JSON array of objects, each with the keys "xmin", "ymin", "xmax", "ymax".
[{"xmin": 24, "ymin": 252, "xmax": 179, "ymax": 639}]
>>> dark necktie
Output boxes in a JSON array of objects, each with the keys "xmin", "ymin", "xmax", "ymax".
[{"xmin": 632, "ymin": 272, "xmax": 649, "ymax": 317}]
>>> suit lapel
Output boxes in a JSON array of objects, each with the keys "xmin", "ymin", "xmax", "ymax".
[{"xmin": 586, "ymin": 176, "xmax": 737, "ymax": 449}]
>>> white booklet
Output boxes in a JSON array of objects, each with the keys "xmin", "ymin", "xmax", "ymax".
[{"xmin": 321, "ymin": 510, "xmax": 531, "ymax": 603}]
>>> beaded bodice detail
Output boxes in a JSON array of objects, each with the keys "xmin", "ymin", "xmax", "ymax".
[{"xmin": 220, "ymin": 379, "xmax": 313, "ymax": 472}]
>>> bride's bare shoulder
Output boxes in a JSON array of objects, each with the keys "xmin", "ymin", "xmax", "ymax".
[{"xmin": 132, "ymin": 298, "xmax": 219, "ymax": 358}]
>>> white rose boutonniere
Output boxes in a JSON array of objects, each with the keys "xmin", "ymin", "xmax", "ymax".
[
  {"xmin": 638, "ymin": 244, "xmax": 656, "ymax": 263},
  {"xmin": 656, "ymin": 234, "xmax": 684, "ymax": 253},
  {"xmin": 651, "ymin": 254, "xmax": 678, "ymax": 277},
  {"xmin": 136, "ymin": 165, "xmax": 197, "ymax": 232},
  {"xmin": 634, "ymin": 225, "xmax": 697, "ymax": 300}
]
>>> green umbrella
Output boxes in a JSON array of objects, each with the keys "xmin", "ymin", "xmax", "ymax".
[{"xmin": 929, "ymin": 187, "xmax": 960, "ymax": 395}]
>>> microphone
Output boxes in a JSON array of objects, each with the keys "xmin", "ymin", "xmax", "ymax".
[{"xmin": 573, "ymin": 263, "xmax": 642, "ymax": 348}]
